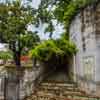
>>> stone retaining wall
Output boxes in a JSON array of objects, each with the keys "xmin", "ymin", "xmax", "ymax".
[{"xmin": 2, "ymin": 66, "xmax": 43, "ymax": 100}]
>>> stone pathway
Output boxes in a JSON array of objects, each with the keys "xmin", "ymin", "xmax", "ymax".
[{"xmin": 24, "ymin": 81, "xmax": 100, "ymax": 100}]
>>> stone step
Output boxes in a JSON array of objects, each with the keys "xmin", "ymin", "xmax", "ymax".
[
  {"xmin": 40, "ymin": 82, "xmax": 77, "ymax": 87},
  {"xmin": 37, "ymin": 88, "xmax": 83, "ymax": 94},
  {"xmin": 25, "ymin": 93, "xmax": 100, "ymax": 100},
  {"xmin": 24, "ymin": 82, "xmax": 100, "ymax": 100},
  {"xmin": 25, "ymin": 94, "xmax": 98, "ymax": 100},
  {"xmin": 73, "ymin": 95, "xmax": 100, "ymax": 100},
  {"xmin": 36, "ymin": 90, "xmax": 83, "ymax": 97},
  {"xmin": 39, "ymin": 83, "xmax": 78, "ymax": 89},
  {"xmin": 27, "ymin": 93, "xmax": 100, "ymax": 100},
  {"xmin": 38, "ymin": 85, "xmax": 79, "ymax": 92}
]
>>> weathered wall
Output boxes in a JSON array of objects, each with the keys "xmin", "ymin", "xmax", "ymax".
[
  {"xmin": 95, "ymin": 3, "xmax": 100, "ymax": 82},
  {"xmin": 69, "ymin": 3, "xmax": 100, "ymax": 96},
  {"xmin": 70, "ymin": 13, "xmax": 83, "ymax": 79},
  {"xmin": 19, "ymin": 68, "xmax": 41, "ymax": 99},
  {"xmin": 0, "ymin": 66, "xmax": 44, "ymax": 100}
]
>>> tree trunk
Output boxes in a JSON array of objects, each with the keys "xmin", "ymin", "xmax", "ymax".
[
  {"xmin": 33, "ymin": 57, "xmax": 37, "ymax": 67},
  {"xmin": 14, "ymin": 51, "xmax": 21, "ymax": 67},
  {"xmin": 10, "ymin": 40, "xmax": 21, "ymax": 68}
]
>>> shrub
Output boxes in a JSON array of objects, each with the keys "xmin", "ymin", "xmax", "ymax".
[
  {"xmin": 0, "ymin": 51, "xmax": 13, "ymax": 60},
  {"xmin": 29, "ymin": 38, "xmax": 77, "ymax": 62}
]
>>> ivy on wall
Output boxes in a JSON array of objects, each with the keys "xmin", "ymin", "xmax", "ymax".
[{"xmin": 61, "ymin": 0, "xmax": 98, "ymax": 32}]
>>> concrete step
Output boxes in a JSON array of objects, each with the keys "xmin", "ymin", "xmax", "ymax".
[
  {"xmin": 40, "ymin": 82, "xmax": 77, "ymax": 87},
  {"xmin": 36, "ymin": 89, "xmax": 82, "ymax": 96},
  {"xmin": 38, "ymin": 85, "xmax": 79, "ymax": 92},
  {"xmin": 25, "ymin": 94, "xmax": 98, "ymax": 100},
  {"xmin": 26, "ymin": 94, "xmax": 100, "ymax": 100},
  {"xmin": 25, "ymin": 93, "xmax": 100, "ymax": 100},
  {"xmin": 24, "ymin": 82, "xmax": 100, "ymax": 100},
  {"xmin": 72, "ymin": 95, "xmax": 100, "ymax": 100}
]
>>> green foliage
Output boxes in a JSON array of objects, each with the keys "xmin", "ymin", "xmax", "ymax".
[
  {"xmin": 44, "ymin": 22, "xmax": 55, "ymax": 38},
  {"xmin": 20, "ymin": 31, "xmax": 40, "ymax": 55},
  {"xmin": 35, "ymin": 0, "xmax": 56, "ymax": 38},
  {"xmin": 0, "ymin": 51, "xmax": 13, "ymax": 60},
  {"xmin": 62, "ymin": 0, "xmax": 97, "ymax": 31},
  {"xmin": 29, "ymin": 38, "xmax": 77, "ymax": 62},
  {"xmin": 37, "ymin": 0, "xmax": 98, "ymax": 34},
  {"xmin": 0, "ymin": 1, "xmax": 34, "ymax": 43},
  {"xmin": 54, "ymin": 0, "xmax": 98, "ymax": 32},
  {"xmin": 0, "ymin": 0, "xmax": 40, "ymax": 66}
]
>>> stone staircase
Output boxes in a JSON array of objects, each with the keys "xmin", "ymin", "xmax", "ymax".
[{"xmin": 24, "ymin": 81, "xmax": 100, "ymax": 100}]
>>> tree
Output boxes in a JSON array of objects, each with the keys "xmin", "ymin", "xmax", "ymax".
[
  {"xmin": 36, "ymin": 0, "xmax": 98, "ymax": 35},
  {"xmin": 0, "ymin": 0, "xmax": 39, "ymax": 67},
  {"xmin": 20, "ymin": 31, "xmax": 40, "ymax": 55},
  {"xmin": 34, "ymin": 0, "xmax": 55, "ymax": 38}
]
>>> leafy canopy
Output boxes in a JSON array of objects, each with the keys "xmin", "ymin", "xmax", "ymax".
[
  {"xmin": 29, "ymin": 37, "xmax": 77, "ymax": 62},
  {"xmin": 0, "ymin": 0, "xmax": 40, "ymax": 53},
  {"xmin": 0, "ymin": 0, "xmax": 40, "ymax": 66},
  {"xmin": 36, "ymin": 0, "xmax": 98, "ymax": 34}
]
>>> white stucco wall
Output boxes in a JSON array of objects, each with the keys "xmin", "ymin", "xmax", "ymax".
[
  {"xmin": 69, "ymin": 3, "xmax": 100, "ymax": 95},
  {"xmin": 95, "ymin": 35, "xmax": 100, "ymax": 82},
  {"xmin": 69, "ymin": 14, "xmax": 83, "ymax": 78}
]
